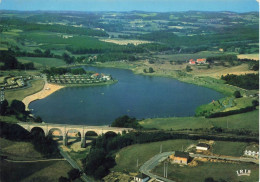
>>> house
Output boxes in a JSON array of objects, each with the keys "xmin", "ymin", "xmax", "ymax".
[
  {"xmin": 244, "ymin": 150, "xmax": 259, "ymax": 158},
  {"xmin": 91, "ymin": 73, "xmax": 100, "ymax": 79},
  {"xmin": 189, "ymin": 59, "xmax": 196, "ymax": 65},
  {"xmin": 196, "ymin": 143, "xmax": 210, "ymax": 151},
  {"xmin": 170, "ymin": 151, "xmax": 189, "ymax": 165},
  {"xmin": 134, "ymin": 173, "xmax": 150, "ymax": 182},
  {"xmin": 196, "ymin": 58, "xmax": 206, "ymax": 64}
]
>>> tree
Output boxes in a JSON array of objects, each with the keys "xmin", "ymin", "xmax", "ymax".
[
  {"xmin": 148, "ymin": 67, "xmax": 154, "ymax": 73},
  {"xmin": 68, "ymin": 169, "xmax": 81, "ymax": 180},
  {"xmin": 252, "ymin": 100, "xmax": 259, "ymax": 107},
  {"xmin": 10, "ymin": 100, "xmax": 25, "ymax": 114},
  {"xmin": 58, "ymin": 177, "xmax": 69, "ymax": 182},
  {"xmin": 111, "ymin": 115, "xmax": 142, "ymax": 129},
  {"xmin": 234, "ymin": 91, "xmax": 241, "ymax": 98},
  {"xmin": 0, "ymin": 100, "xmax": 9, "ymax": 115},
  {"xmin": 44, "ymin": 49, "xmax": 51, "ymax": 57},
  {"xmin": 186, "ymin": 65, "xmax": 192, "ymax": 72},
  {"xmin": 143, "ymin": 69, "xmax": 147, "ymax": 73},
  {"xmin": 35, "ymin": 116, "xmax": 43, "ymax": 123}
]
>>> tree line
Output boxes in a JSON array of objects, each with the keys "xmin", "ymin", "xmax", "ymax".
[
  {"xmin": 0, "ymin": 50, "xmax": 35, "ymax": 70},
  {"xmin": 221, "ymin": 73, "xmax": 259, "ymax": 90}
]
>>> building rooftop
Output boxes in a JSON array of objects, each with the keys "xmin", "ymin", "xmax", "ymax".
[
  {"xmin": 135, "ymin": 173, "xmax": 149, "ymax": 179},
  {"xmin": 174, "ymin": 151, "xmax": 189, "ymax": 158},
  {"xmin": 197, "ymin": 143, "xmax": 210, "ymax": 148}
]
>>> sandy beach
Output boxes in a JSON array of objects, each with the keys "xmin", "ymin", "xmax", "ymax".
[{"xmin": 23, "ymin": 82, "xmax": 64, "ymax": 111}]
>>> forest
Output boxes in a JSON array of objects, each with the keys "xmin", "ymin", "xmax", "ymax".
[{"xmin": 221, "ymin": 73, "xmax": 259, "ymax": 90}]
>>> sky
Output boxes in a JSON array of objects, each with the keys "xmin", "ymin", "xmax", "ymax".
[{"xmin": 0, "ymin": 0, "xmax": 259, "ymax": 12}]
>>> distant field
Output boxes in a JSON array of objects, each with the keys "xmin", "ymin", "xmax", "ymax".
[
  {"xmin": 212, "ymin": 141, "xmax": 248, "ymax": 157},
  {"xmin": 153, "ymin": 161, "xmax": 259, "ymax": 182},
  {"xmin": 20, "ymin": 31, "xmax": 114, "ymax": 50},
  {"xmin": 5, "ymin": 79, "xmax": 45, "ymax": 103},
  {"xmin": 155, "ymin": 51, "xmax": 228, "ymax": 61},
  {"xmin": 100, "ymin": 38, "xmax": 152, "ymax": 45},
  {"xmin": 238, "ymin": 54, "xmax": 259, "ymax": 60},
  {"xmin": 139, "ymin": 110, "xmax": 259, "ymax": 131},
  {"xmin": 113, "ymin": 139, "xmax": 195, "ymax": 173},
  {"xmin": 18, "ymin": 57, "xmax": 66, "ymax": 69}
]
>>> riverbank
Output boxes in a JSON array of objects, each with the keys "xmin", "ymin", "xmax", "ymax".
[{"xmin": 22, "ymin": 82, "xmax": 64, "ymax": 111}]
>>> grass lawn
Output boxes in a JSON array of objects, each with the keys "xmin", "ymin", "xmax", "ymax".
[
  {"xmin": 113, "ymin": 139, "xmax": 195, "ymax": 173},
  {"xmin": 153, "ymin": 161, "xmax": 259, "ymax": 182},
  {"xmin": 139, "ymin": 110, "xmax": 259, "ymax": 131},
  {"xmin": 18, "ymin": 57, "xmax": 66, "ymax": 69},
  {"xmin": 0, "ymin": 138, "xmax": 44, "ymax": 160},
  {"xmin": 212, "ymin": 141, "xmax": 249, "ymax": 157},
  {"xmin": 5, "ymin": 79, "xmax": 45, "ymax": 103},
  {"xmin": 0, "ymin": 160, "xmax": 72, "ymax": 182}
]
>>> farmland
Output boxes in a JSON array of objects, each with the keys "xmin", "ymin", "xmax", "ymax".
[
  {"xmin": 153, "ymin": 161, "xmax": 259, "ymax": 182},
  {"xmin": 139, "ymin": 110, "xmax": 259, "ymax": 131}
]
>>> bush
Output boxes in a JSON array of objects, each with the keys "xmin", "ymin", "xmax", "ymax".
[
  {"xmin": 234, "ymin": 91, "xmax": 241, "ymax": 98},
  {"xmin": 10, "ymin": 100, "xmax": 25, "ymax": 114},
  {"xmin": 186, "ymin": 65, "xmax": 192, "ymax": 72},
  {"xmin": 111, "ymin": 115, "xmax": 142, "ymax": 129}
]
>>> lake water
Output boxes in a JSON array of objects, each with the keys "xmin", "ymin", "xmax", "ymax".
[{"xmin": 30, "ymin": 66, "xmax": 224, "ymax": 125}]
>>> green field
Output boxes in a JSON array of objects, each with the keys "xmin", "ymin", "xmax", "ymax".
[
  {"xmin": 153, "ymin": 161, "xmax": 259, "ymax": 182},
  {"xmin": 20, "ymin": 31, "xmax": 114, "ymax": 50},
  {"xmin": 113, "ymin": 139, "xmax": 195, "ymax": 173},
  {"xmin": 0, "ymin": 160, "xmax": 72, "ymax": 182},
  {"xmin": 139, "ymin": 110, "xmax": 259, "ymax": 131},
  {"xmin": 5, "ymin": 79, "xmax": 45, "ymax": 103},
  {"xmin": 212, "ymin": 141, "xmax": 249, "ymax": 157},
  {"xmin": 18, "ymin": 57, "xmax": 66, "ymax": 69}
]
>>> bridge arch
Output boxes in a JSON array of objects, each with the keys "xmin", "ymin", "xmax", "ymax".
[
  {"xmin": 48, "ymin": 128, "xmax": 63, "ymax": 142},
  {"xmin": 85, "ymin": 131, "xmax": 98, "ymax": 137},
  {"xmin": 104, "ymin": 131, "xmax": 118, "ymax": 138},
  {"xmin": 48, "ymin": 128, "xmax": 63, "ymax": 136},
  {"xmin": 30, "ymin": 127, "xmax": 46, "ymax": 137},
  {"xmin": 66, "ymin": 128, "xmax": 82, "ymax": 146}
]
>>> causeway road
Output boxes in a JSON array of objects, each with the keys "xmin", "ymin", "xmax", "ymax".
[
  {"xmin": 139, "ymin": 151, "xmax": 175, "ymax": 182},
  {"xmin": 59, "ymin": 147, "xmax": 93, "ymax": 182}
]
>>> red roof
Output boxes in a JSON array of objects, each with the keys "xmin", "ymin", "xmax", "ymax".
[
  {"xmin": 189, "ymin": 60, "xmax": 196, "ymax": 64},
  {"xmin": 196, "ymin": 58, "xmax": 206, "ymax": 62},
  {"xmin": 189, "ymin": 59, "xmax": 194, "ymax": 62}
]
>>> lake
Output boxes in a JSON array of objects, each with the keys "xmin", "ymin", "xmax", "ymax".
[{"xmin": 30, "ymin": 66, "xmax": 224, "ymax": 125}]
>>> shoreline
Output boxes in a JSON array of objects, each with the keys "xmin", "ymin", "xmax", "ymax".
[
  {"xmin": 22, "ymin": 82, "xmax": 65, "ymax": 111},
  {"xmin": 22, "ymin": 79, "xmax": 118, "ymax": 111}
]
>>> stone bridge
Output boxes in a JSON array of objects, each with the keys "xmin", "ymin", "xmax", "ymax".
[{"xmin": 18, "ymin": 122, "xmax": 133, "ymax": 148}]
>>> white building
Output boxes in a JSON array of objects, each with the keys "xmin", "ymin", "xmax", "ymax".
[
  {"xmin": 134, "ymin": 173, "xmax": 150, "ymax": 182},
  {"xmin": 196, "ymin": 143, "xmax": 210, "ymax": 151},
  {"xmin": 244, "ymin": 150, "xmax": 259, "ymax": 158}
]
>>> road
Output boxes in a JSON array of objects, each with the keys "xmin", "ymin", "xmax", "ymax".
[
  {"xmin": 59, "ymin": 147, "xmax": 93, "ymax": 182},
  {"xmin": 139, "ymin": 151, "xmax": 175, "ymax": 182},
  {"xmin": 190, "ymin": 153, "xmax": 259, "ymax": 164}
]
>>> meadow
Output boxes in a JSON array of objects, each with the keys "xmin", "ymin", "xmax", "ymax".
[
  {"xmin": 18, "ymin": 57, "xmax": 66, "ymax": 69},
  {"xmin": 139, "ymin": 110, "xmax": 259, "ymax": 131},
  {"xmin": 153, "ymin": 161, "xmax": 259, "ymax": 182},
  {"xmin": 113, "ymin": 139, "xmax": 195, "ymax": 173},
  {"xmin": 20, "ymin": 31, "xmax": 115, "ymax": 51},
  {"xmin": 0, "ymin": 138, "xmax": 72, "ymax": 182}
]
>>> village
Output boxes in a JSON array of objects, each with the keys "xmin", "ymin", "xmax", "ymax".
[
  {"xmin": 48, "ymin": 72, "xmax": 112, "ymax": 85},
  {"xmin": 133, "ymin": 141, "xmax": 259, "ymax": 182},
  {"xmin": 0, "ymin": 75, "xmax": 35, "ymax": 90}
]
